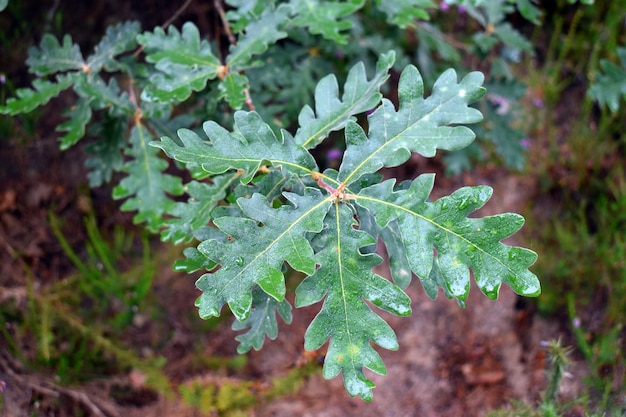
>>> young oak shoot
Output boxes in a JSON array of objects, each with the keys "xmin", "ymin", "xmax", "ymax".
[{"xmin": 152, "ymin": 51, "xmax": 540, "ymax": 401}]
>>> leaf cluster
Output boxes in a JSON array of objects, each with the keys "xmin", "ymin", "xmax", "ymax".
[
  {"xmin": 0, "ymin": 1, "xmax": 541, "ymax": 401},
  {"xmin": 153, "ymin": 52, "xmax": 539, "ymax": 400}
]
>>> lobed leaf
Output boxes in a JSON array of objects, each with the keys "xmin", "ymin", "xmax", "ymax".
[
  {"xmin": 357, "ymin": 175, "xmax": 540, "ymax": 301},
  {"xmin": 218, "ymin": 72, "xmax": 249, "ymax": 109},
  {"xmin": 288, "ymin": 0, "xmax": 364, "ymax": 44},
  {"xmin": 232, "ymin": 287, "xmax": 293, "ymax": 354},
  {"xmin": 375, "ymin": 0, "xmax": 436, "ymax": 28},
  {"xmin": 296, "ymin": 203, "xmax": 411, "ymax": 401},
  {"xmin": 138, "ymin": 22, "xmax": 222, "ymax": 102},
  {"xmin": 73, "ymin": 74, "xmax": 135, "ymax": 117},
  {"xmin": 338, "ymin": 65, "xmax": 485, "ymax": 185},
  {"xmin": 86, "ymin": 21, "xmax": 141, "ymax": 73},
  {"xmin": 26, "ymin": 34, "xmax": 84, "ymax": 76},
  {"xmin": 113, "ymin": 124, "xmax": 184, "ymax": 232},
  {"xmin": 85, "ymin": 114, "xmax": 127, "ymax": 187},
  {"xmin": 152, "ymin": 110, "xmax": 318, "ymax": 183},
  {"xmin": 294, "ymin": 51, "xmax": 395, "ymax": 149},
  {"xmin": 0, "ymin": 76, "xmax": 73, "ymax": 115},
  {"xmin": 226, "ymin": 4, "xmax": 290, "ymax": 70},
  {"xmin": 195, "ymin": 189, "xmax": 331, "ymax": 321},
  {"xmin": 161, "ymin": 174, "xmax": 240, "ymax": 245},
  {"xmin": 57, "ymin": 96, "xmax": 93, "ymax": 149},
  {"xmin": 589, "ymin": 47, "xmax": 626, "ymax": 112}
]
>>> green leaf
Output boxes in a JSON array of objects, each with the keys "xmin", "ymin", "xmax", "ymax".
[
  {"xmin": 589, "ymin": 47, "xmax": 626, "ymax": 112},
  {"xmin": 288, "ymin": 0, "xmax": 365, "ymax": 44},
  {"xmin": 514, "ymin": 0, "xmax": 541, "ymax": 24},
  {"xmin": 357, "ymin": 205, "xmax": 412, "ymax": 289},
  {"xmin": 113, "ymin": 124, "xmax": 184, "ymax": 232},
  {"xmin": 338, "ymin": 65, "xmax": 485, "ymax": 185},
  {"xmin": 162, "ymin": 174, "xmax": 240, "ymax": 244},
  {"xmin": 138, "ymin": 22, "xmax": 222, "ymax": 102},
  {"xmin": 57, "ymin": 96, "xmax": 93, "ymax": 149},
  {"xmin": 357, "ymin": 174, "xmax": 540, "ymax": 300},
  {"xmin": 0, "ymin": 76, "xmax": 73, "ymax": 115},
  {"xmin": 86, "ymin": 21, "xmax": 141, "ymax": 73},
  {"xmin": 26, "ymin": 34, "xmax": 85, "ymax": 76},
  {"xmin": 295, "ymin": 203, "xmax": 411, "ymax": 401},
  {"xmin": 218, "ymin": 72, "xmax": 249, "ymax": 109},
  {"xmin": 152, "ymin": 110, "xmax": 318, "ymax": 183},
  {"xmin": 226, "ymin": 5, "xmax": 290, "ymax": 70},
  {"xmin": 375, "ymin": 0, "xmax": 435, "ymax": 28},
  {"xmin": 294, "ymin": 51, "xmax": 395, "ymax": 149},
  {"xmin": 232, "ymin": 287, "xmax": 293, "ymax": 354},
  {"xmin": 85, "ymin": 114, "xmax": 127, "ymax": 187},
  {"xmin": 195, "ymin": 189, "xmax": 331, "ymax": 320},
  {"xmin": 73, "ymin": 74, "xmax": 135, "ymax": 116}
]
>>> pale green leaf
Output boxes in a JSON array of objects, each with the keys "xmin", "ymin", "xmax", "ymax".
[
  {"xmin": 218, "ymin": 72, "xmax": 248, "ymax": 109},
  {"xmin": 86, "ymin": 21, "xmax": 141, "ymax": 73},
  {"xmin": 375, "ymin": 0, "xmax": 436, "ymax": 28},
  {"xmin": 57, "ymin": 96, "xmax": 93, "ymax": 149},
  {"xmin": 85, "ymin": 114, "xmax": 127, "ymax": 187},
  {"xmin": 162, "ymin": 174, "xmax": 240, "ymax": 244},
  {"xmin": 73, "ymin": 74, "xmax": 135, "ymax": 116},
  {"xmin": 138, "ymin": 22, "xmax": 222, "ymax": 102},
  {"xmin": 0, "ymin": 75, "xmax": 73, "ymax": 115},
  {"xmin": 294, "ymin": 51, "xmax": 395, "ymax": 149},
  {"xmin": 152, "ymin": 110, "xmax": 318, "ymax": 183},
  {"xmin": 26, "ymin": 34, "xmax": 85, "ymax": 76},
  {"xmin": 357, "ymin": 175, "xmax": 540, "ymax": 300},
  {"xmin": 232, "ymin": 287, "xmax": 293, "ymax": 354},
  {"xmin": 195, "ymin": 190, "xmax": 331, "ymax": 320},
  {"xmin": 113, "ymin": 124, "xmax": 184, "ymax": 232},
  {"xmin": 288, "ymin": 0, "xmax": 364, "ymax": 43},
  {"xmin": 338, "ymin": 65, "xmax": 485, "ymax": 185},
  {"xmin": 589, "ymin": 47, "xmax": 626, "ymax": 112},
  {"xmin": 295, "ymin": 203, "xmax": 411, "ymax": 401},
  {"xmin": 226, "ymin": 5, "xmax": 290, "ymax": 70},
  {"xmin": 0, "ymin": 0, "xmax": 8, "ymax": 12}
]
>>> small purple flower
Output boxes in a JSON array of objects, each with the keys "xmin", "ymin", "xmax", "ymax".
[
  {"xmin": 458, "ymin": 6, "xmax": 466, "ymax": 14},
  {"xmin": 0, "ymin": 73, "xmax": 5, "ymax": 85},
  {"xmin": 440, "ymin": 2, "xmax": 450, "ymax": 11},
  {"xmin": 572, "ymin": 317, "xmax": 581, "ymax": 329},
  {"xmin": 533, "ymin": 97, "xmax": 544, "ymax": 108},
  {"xmin": 0, "ymin": 380, "xmax": 6, "ymax": 392},
  {"xmin": 520, "ymin": 138, "xmax": 531, "ymax": 149},
  {"xmin": 327, "ymin": 148, "xmax": 343, "ymax": 160}
]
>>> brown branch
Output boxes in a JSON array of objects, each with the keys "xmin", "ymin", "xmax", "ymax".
[{"xmin": 214, "ymin": 0, "xmax": 237, "ymax": 46}]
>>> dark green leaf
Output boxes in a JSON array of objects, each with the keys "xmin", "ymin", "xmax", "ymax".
[
  {"xmin": 138, "ymin": 22, "xmax": 222, "ymax": 102},
  {"xmin": 232, "ymin": 287, "xmax": 293, "ymax": 354},
  {"xmin": 589, "ymin": 47, "xmax": 626, "ymax": 112},
  {"xmin": 226, "ymin": 4, "xmax": 290, "ymax": 70},
  {"xmin": 375, "ymin": 0, "xmax": 435, "ymax": 28},
  {"xmin": 0, "ymin": 76, "xmax": 73, "ymax": 115},
  {"xmin": 357, "ymin": 175, "xmax": 540, "ymax": 300},
  {"xmin": 57, "ymin": 96, "xmax": 93, "ymax": 149},
  {"xmin": 294, "ymin": 51, "xmax": 395, "ymax": 149},
  {"xmin": 218, "ymin": 72, "xmax": 249, "ymax": 109},
  {"xmin": 86, "ymin": 21, "xmax": 141, "ymax": 73},
  {"xmin": 288, "ymin": 0, "xmax": 364, "ymax": 43},
  {"xmin": 26, "ymin": 34, "xmax": 85, "ymax": 76},
  {"xmin": 152, "ymin": 110, "xmax": 318, "ymax": 183},
  {"xmin": 162, "ymin": 174, "xmax": 240, "ymax": 244},
  {"xmin": 113, "ymin": 124, "xmax": 184, "ymax": 232},
  {"xmin": 195, "ymin": 189, "xmax": 331, "ymax": 320},
  {"xmin": 338, "ymin": 65, "xmax": 485, "ymax": 185},
  {"xmin": 296, "ymin": 203, "xmax": 411, "ymax": 401}
]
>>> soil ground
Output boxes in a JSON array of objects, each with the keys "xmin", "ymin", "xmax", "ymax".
[{"xmin": 0, "ymin": 2, "xmax": 599, "ymax": 416}]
